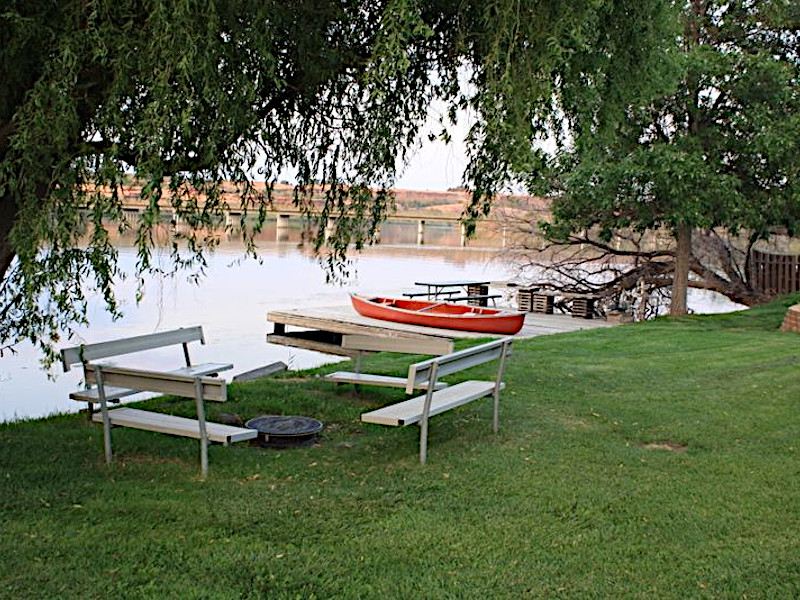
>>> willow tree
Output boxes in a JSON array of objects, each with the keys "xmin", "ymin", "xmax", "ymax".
[
  {"xmin": 1, "ymin": 0, "xmax": 669, "ymax": 362},
  {"xmin": 532, "ymin": 0, "xmax": 800, "ymax": 315}
]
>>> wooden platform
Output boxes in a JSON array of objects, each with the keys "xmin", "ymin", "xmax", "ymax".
[
  {"xmin": 267, "ymin": 305, "xmax": 478, "ymax": 357},
  {"xmin": 92, "ymin": 408, "xmax": 258, "ymax": 445},
  {"xmin": 266, "ymin": 305, "xmax": 614, "ymax": 357},
  {"xmin": 516, "ymin": 312, "xmax": 613, "ymax": 337}
]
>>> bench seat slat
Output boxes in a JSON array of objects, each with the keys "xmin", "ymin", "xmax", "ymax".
[
  {"xmin": 69, "ymin": 362, "xmax": 233, "ymax": 402},
  {"xmin": 324, "ymin": 371, "xmax": 448, "ymax": 390},
  {"xmin": 91, "ymin": 408, "xmax": 257, "ymax": 444},
  {"xmin": 361, "ymin": 380, "xmax": 505, "ymax": 427},
  {"xmin": 71, "ymin": 385, "xmax": 138, "ymax": 403}
]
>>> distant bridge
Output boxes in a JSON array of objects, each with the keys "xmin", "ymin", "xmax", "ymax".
[{"xmin": 90, "ymin": 200, "xmax": 506, "ymax": 247}]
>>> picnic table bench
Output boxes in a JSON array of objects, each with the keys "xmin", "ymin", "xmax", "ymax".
[
  {"xmin": 448, "ymin": 294, "xmax": 501, "ymax": 306},
  {"xmin": 360, "ymin": 338, "xmax": 513, "ymax": 464},
  {"xmin": 402, "ymin": 290, "xmax": 459, "ymax": 299},
  {"xmin": 61, "ymin": 327, "xmax": 255, "ymax": 478}
]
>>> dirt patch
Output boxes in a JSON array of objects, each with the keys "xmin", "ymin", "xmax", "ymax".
[
  {"xmin": 119, "ymin": 454, "xmax": 188, "ymax": 466},
  {"xmin": 642, "ymin": 441, "xmax": 688, "ymax": 453},
  {"xmin": 556, "ymin": 414, "xmax": 594, "ymax": 430}
]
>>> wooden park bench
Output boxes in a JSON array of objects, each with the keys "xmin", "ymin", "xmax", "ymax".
[
  {"xmin": 60, "ymin": 327, "xmax": 256, "ymax": 478},
  {"xmin": 61, "ymin": 326, "xmax": 232, "ymax": 407},
  {"xmin": 360, "ymin": 338, "xmax": 513, "ymax": 464}
]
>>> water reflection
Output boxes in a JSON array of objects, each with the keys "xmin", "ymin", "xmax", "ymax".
[
  {"xmin": 0, "ymin": 226, "xmax": 511, "ymax": 422},
  {"xmin": 0, "ymin": 218, "xmax": 743, "ymax": 422}
]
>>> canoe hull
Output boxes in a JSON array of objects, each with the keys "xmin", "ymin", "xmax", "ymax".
[{"xmin": 350, "ymin": 295, "xmax": 525, "ymax": 335}]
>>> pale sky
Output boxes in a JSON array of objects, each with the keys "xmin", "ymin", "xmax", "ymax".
[
  {"xmin": 394, "ymin": 133, "xmax": 469, "ymax": 191},
  {"xmin": 274, "ymin": 101, "xmax": 474, "ymax": 192},
  {"xmin": 394, "ymin": 100, "xmax": 472, "ymax": 191}
]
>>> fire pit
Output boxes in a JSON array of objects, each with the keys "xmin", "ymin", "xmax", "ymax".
[{"xmin": 244, "ymin": 415, "xmax": 324, "ymax": 448}]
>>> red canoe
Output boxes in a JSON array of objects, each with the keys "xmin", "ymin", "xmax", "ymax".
[{"xmin": 350, "ymin": 294, "xmax": 525, "ymax": 335}]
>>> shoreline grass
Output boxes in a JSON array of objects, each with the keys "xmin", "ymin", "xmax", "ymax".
[{"xmin": 2, "ymin": 296, "xmax": 800, "ymax": 598}]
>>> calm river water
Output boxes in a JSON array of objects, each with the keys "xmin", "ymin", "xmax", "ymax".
[{"xmin": 0, "ymin": 219, "xmax": 741, "ymax": 422}]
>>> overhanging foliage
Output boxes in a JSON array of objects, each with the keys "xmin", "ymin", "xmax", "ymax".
[{"xmin": 0, "ymin": 0, "xmax": 672, "ymax": 363}]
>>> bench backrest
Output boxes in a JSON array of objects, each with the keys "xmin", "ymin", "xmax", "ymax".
[
  {"xmin": 406, "ymin": 338, "xmax": 512, "ymax": 394},
  {"xmin": 83, "ymin": 364, "xmax": 226, "ymax": 402},
  {"xmin": 61, "ymin": 326, "xmax": 205, "ymax": 372}
]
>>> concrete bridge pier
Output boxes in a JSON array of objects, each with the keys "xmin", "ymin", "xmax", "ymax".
[
  {"xmin": 276, "ymin": 214, "xmax": 290, "ymax": 242},
  {"xmin": 460, "ymin": 223, "xmax": 468, "ymax": 247},
  {"xmin": 225, "ymin": 211, "xmax": 244, "ymax": 234},
  {"xmin": 325, "ymin": 217, "xmax": 337, "ymax": 241},
  {"xmin": 122, "ymin": 207, "xmax": 139, "ymax": 225},
  {"xmin": 417, "ymin": 219, "xmax": 425, "ymax": 245}
]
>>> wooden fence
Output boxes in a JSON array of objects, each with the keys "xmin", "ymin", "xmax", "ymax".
[{"xmin": 750, "ymin": 250, "xmax": 800, "ymax": 295}]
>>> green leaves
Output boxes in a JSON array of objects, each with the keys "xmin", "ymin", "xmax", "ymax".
[
  {"xmin": 0, "ymin": 0, "xmax": 689, "ymax": 360},
  {"xmin": 544, "ymin": 0, "xmax": 800, "ymax": 242}
]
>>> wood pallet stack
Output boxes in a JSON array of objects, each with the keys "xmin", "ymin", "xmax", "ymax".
[
  {"xmin": 569, "ymin": 296, "xmax": 596, "ymax": 319},
  {"xmin": 517, "ymin": 289, "xmax": 534, "ymax": 312},
  {"xmin": 517, "ymin": 289, "xmax": 555, "ymax": 313},
  {"xmin": 532, "ymin": 293, "xmax": 555, "ymax": 314},
  {"xmin": 466, "ymin": 284, "xmax": 489, "ymax": 306}
]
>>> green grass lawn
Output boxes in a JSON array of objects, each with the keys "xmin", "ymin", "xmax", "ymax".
[{"xmin": 2, "ymin": 297, "xmax": 800, "ymax": 599}]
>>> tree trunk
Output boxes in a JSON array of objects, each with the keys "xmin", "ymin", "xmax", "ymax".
[
  {"xmin": 0, "ymin": 193, "xmax": 16, "ymax": 282},
  {"xmin": 670, "ymin": 224, "xmax": 691, "ymax": 315}
]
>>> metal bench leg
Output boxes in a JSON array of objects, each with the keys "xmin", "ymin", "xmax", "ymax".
[
  {"xmin": 352, "ymin": 351, "xmax": 364, "ymax": 392},
  {"xmin": 419, "ymin": 363, "xmax": 439, "ymax": 465},
  {"xmin": 493, "ymin": 341, "xmax": 511, "ymax": 434},
  {"xmin": 95, "ymin": 367, "xmax": 113, "ymax": 464},
  {"xmin": 182, "ymin": 341, "xmax": 192, "ymax": 367},
  {"xmin": 194, "ymin": 378, "xmax": 209, "ymax": 480}
]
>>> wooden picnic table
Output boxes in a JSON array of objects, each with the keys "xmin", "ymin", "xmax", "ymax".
[{"xmin": 413, "ymin": 280, "xmax": 492, "ymax": 305}]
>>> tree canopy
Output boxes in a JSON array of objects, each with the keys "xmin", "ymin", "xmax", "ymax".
[
  {"xmin": 1, "ymin": 0, "xmax": 671, "ymax": 362},
  {"xmin": 533, "ymin": 0, "xmax": 800, "ymax": 313}
]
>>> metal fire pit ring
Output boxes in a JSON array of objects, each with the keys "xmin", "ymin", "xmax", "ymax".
[{"xmin": 245, "ymin": 415, "xmax": 324, "ymax": 448}]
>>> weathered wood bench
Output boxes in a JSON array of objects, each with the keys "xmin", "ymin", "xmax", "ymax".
[
  {"xmin": 360, "ymin": 338, "xmax": 513, "ymax": 464},
  {"xmin": 83, "ymin": 364, "xmax": 256, "ymax": 478},
  {"xmin": 61, "ymin": 326, "xmax": 233, "ymax": 409},
  {"xmin": 402, "ymin": 290, "xmax": 459, "ymax": 300},
  {"xmin": 61, "ymin": 327, "xmax": 254, "ymax": 478},
  {"xmin": 449, "ymin": 293, "xmax": 501, "ymax": 306}
]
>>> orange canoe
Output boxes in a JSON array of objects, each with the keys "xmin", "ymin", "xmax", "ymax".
[{"xmin": 350, "ymin": 294, "xmax": 525, "ymax": 335}]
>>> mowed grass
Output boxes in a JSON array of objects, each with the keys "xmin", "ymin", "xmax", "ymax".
[{"xmin": 2, "ymin": 296, "xmax": 800, "ymax": 599}]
